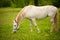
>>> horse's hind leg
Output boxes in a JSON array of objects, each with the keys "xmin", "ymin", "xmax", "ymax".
[
  {"xmin": 50, "ymin": 17, "xmax": 55, "ymax": 32},
  {"xmin": 31, "ymin": 18, "xmax": 40, "ymax": 33}
]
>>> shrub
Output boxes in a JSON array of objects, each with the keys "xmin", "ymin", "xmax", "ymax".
[{"xmin": 0, "ymin": 0, "xmax": 11, "ymax": 7}]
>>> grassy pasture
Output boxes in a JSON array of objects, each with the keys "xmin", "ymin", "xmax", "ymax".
[{"xmin": 0, "ymin": 8, "xmax": 60, "ymax": 40}]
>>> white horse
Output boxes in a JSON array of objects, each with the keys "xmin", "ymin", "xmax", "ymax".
[{"xmin": 13, "ymin": 5, "xmax": 58, "ymax": 33}]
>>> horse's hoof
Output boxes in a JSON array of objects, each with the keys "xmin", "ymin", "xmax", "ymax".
[
  {"xmin": 30, "ymin": 30, "xmax": 33, "ymax": 32},
  {"xmin": 55, "ymin": 30, "xmax": 59, "ymax": 32},
  {"xmin": 50, "ymin": 30, "xmax": 53, "ymax": 33},
  {"xmin": 38, "ymin": 31, "xmax": 40, "ymax": 33}
]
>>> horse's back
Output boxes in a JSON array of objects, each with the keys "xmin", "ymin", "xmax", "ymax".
[{"xmin": 23, "ymin": 5, "xmax": 58, "ymax": 19}]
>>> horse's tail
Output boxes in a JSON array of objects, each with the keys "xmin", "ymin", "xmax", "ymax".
[{"xmin": 54, "ymin": 10, "xmax": 59, "ymax": 32}]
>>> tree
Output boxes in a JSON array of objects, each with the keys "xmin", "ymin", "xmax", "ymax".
[
  {"xmin": 52, "ymin": 0, "xmax": 60, "ymax": 7},
  {"xmin": 34, "ymin": 0, "xmax": 39, "ymax": 6}
]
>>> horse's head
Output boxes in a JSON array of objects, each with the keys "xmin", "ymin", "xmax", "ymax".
[{"xmin": 13, "ymin": 20, "xmax": 18, "ymax": 33}]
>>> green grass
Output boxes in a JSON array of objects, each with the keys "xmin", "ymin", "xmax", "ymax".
[{"xmin": 0, "ymin": 8, "xmax": 60, "ymax": 40}]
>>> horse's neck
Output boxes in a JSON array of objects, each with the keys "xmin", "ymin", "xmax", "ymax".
[{"xmin": 15, "ymin": 13, "xmax": 24, "ymax": 24}]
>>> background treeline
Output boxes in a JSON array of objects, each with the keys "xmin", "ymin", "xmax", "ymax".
[{"xmin": 0, "ymin": 0, "xmax": 60, "ymax": 8}]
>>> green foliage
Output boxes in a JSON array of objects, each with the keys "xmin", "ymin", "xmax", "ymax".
[
  {"xmin": 34, "ymin": 0, "xmax": 39, "ymax": 6},
  {"xmin": 38, "ymin": 0, "xmax": 53, "ymax": 6},
  {"xmin": 0, "ymin": 0, "xmax": 11, "ymax": 7},
  {"xmin": 11, "ymin": 0, "xmax": 30, "ymax": 8},
  {"xmin": 0, "ymin": 0, "xmax": 60, "ymax": 8},
  {"xmin": 52, "ymin": 0, "xmax": 60, "ymax": 7}
]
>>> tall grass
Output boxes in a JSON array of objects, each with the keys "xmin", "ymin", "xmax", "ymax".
[{"xmin": 0, "ymin": 8, "xmax": 60, "ymax": 40}]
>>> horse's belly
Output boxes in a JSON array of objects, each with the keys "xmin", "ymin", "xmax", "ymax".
[
  {"xmin": 35, "ymin": 9, "xmax": 48, "ymax": 19},
  {"xmin": 35, "ymin": 13, "xmax": 47, "ymax": 19},
  {"xmin": 25, "ymin": 11, "xmax": 47, "ymax": 19}
]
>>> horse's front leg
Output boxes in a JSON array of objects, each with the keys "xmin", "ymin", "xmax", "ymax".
[
  {"xmin": 31, "ymin": 18, "xmax": 40, "ymax": 33},
  {"xmin": 30, "ymin": 20, "xmax": 33, "ymax": 32}
]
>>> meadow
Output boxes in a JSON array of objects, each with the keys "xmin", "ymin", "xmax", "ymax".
[{"xmin": 0, "ymin": 8, "xmax": 60, "ymax": 40}]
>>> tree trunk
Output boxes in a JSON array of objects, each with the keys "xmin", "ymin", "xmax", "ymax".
[{"xmin": 34, "ymin": 0, "xmax": 39, "ymax": 6}]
